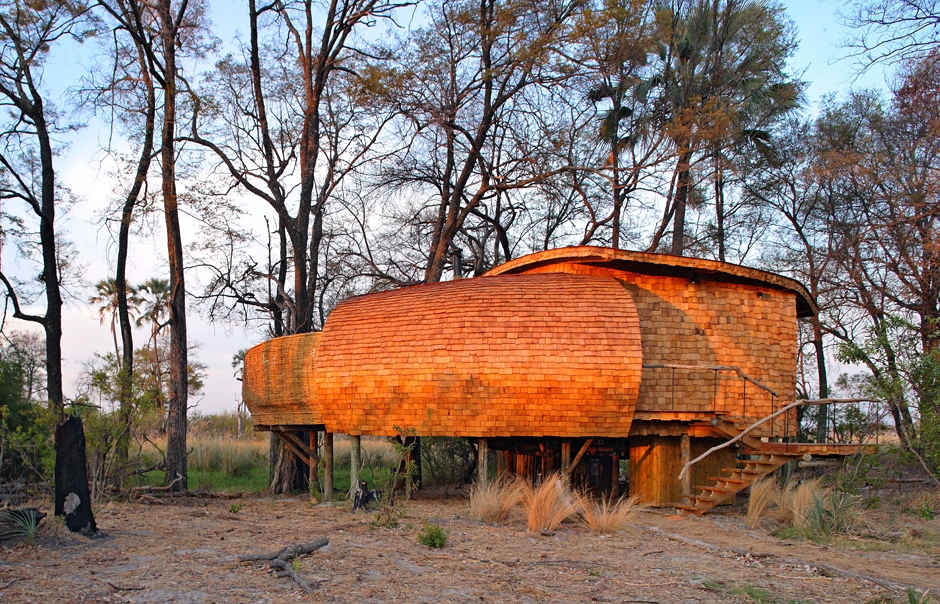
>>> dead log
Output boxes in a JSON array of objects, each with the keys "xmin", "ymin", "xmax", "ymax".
[{"xmin": 238, "ymin": 537, "xmax": 329, "ymax": 593}]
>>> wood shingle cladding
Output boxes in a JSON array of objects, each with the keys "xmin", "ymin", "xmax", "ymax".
[
  {"xmin": 242, "ymin": 332, "xmax": 323, "ymax": 426},
  {"xmin": 313, "ymin": 273, "xmax": 643, "ymax": 437},
  {"xmin": 241, "ymin": 246, "xmax": 808, "ymax": 440}
]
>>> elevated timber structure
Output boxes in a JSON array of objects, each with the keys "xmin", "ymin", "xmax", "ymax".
[{"xmin": 242, "ymin": 246, "xmax": 872, "ymax": 514}]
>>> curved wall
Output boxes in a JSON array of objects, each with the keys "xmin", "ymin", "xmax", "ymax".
[
  {"xmin": 242, "ymin": 332, "xmax": 322, "ymax": 426},
  {"xmin": 313, "ymin": 273, "xmax": 643, "ymax": 437},
  {"xmin": 241, "ymin": 247, "xmax": 807, "ymax": 438}
]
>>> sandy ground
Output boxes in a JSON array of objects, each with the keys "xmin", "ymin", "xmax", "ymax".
[{"xmin": 1, "ymin": 491, "xmax": 938, "ymax": 604}]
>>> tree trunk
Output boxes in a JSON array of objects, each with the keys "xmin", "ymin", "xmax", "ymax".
[
  {"xmin": 612, "ymin": 148, "xmax": 621, "ymax": 250},
  {"xmin": 114, "ymin": 42, "xmax": 156, "ymax": 471},
  {"xmin": 269, "ymin": 436, "xmax": 307, "ymax": 494},
  {"xmin": 714, "ymin": 159, "xmax": 725, "ymax": 262},
  {"xmin": 160, "ymin": 0, "xmax": 188, "ymax": 491},
  {"xmin": 671, "ymin": 145, "xmax": 693, "ymax": 256},
  {"xmin": 54, "ymin": 417, "xmax": 97, "ymax": 535},
  {"xmin": 813, "ymin": 319, "xmax": 830, "ymax": 442}
]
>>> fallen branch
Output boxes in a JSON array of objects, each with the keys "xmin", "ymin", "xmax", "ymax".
[
  {"xmin": 238, "ymin": 537, "xmax": 329, "ymax": 593},
  {"xmin": 130, "ymin": 473, "xmax": 183, "ymax": 499},
  {"xmin": 238, "ymin": 538, "xmax": 330, "ymax": 562}
]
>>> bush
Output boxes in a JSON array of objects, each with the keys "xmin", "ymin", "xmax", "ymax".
[
  {"xmin": 580, "ymin": 495, "xmax": 646, "ymax": 534},
  {"xmin": 468, "ymin": 477, "xmax": 525, "ymax": 524},
  {"xmin": 418, "ymin": 521, "xmax": 449, "ymax": 548},
  {"xmin": 421, "ymin": 437, "xmax": 474, "ymax": 485},
  {"xmin": 521, "ymin": 474, "xmax": 582, "ymax": 532}
]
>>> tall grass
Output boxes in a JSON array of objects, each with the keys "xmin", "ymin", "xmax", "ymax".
[
  {"xmin": 580, "ymin": 495, "xmax": 646, "ymax": 534},
  {"xmin": 520, "ymin": 473, "xmax": 583, "ymax": 532},
  {"xmin": 468, "ymin": 477, "xmax": 526, "ymax": 524},
  {"xmin": 774, "ymin": 479, "xmax": 858, "ymax": 541},
  {"xmin": 140, "ymin": 436, "xmax": 268, "ymax": 478},
  {"xmin": 331, "ymin": 436, "xmax": 399, "ymax": 472},
  {"xmin": 778, "ymin": 479, "xmax": 822, "ymax": 529},
  {"xmin": 745, "ymin": 477, "xmax": 780, "ymax": 529}
]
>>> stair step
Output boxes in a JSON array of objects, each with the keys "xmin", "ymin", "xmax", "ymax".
[
  {"xmin": 670, "ymin": 503, "xmax": 701, "ymax": 512},
  {"xmin": 722, "ymin": 468, "xmax": 763, "ymax": 475},
  {"xmin": 699, "ymin": 486, "xmax": 736, "ymax": 494},
  {"xmin": 708, "ymin": 477, "xmax": 750, "ymax": 484}
]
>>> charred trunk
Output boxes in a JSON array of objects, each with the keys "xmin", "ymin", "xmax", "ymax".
[{"xmin": 54, "ymin": 417, "xmax": 97, "ymax": 535}]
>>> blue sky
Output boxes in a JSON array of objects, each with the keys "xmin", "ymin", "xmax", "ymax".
[{"xmin": 4, "ymin": 0, "xmax": 893, "ymax": 413}]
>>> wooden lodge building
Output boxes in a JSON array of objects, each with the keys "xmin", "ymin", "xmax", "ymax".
[{"xmin": 242, "ymin": 246, "xmax": 863, "ymax": 514}]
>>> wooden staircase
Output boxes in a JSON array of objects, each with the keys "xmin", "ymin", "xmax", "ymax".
[
  {"xmin": 672, "ymin": 452, "xmax": 796, "ymax": 515},
  {"xmin": 671, "ymin": 418, "xmax": 871, "ymax": 516}
]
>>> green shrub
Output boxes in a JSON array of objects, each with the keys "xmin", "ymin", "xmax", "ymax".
[
  {"xmin": 421, "ymin": 437, "xmax": 474, "ymax": 485},
  {"xmin": 418, "ymin": 521, "xmax": 449, "ymax": 548}
]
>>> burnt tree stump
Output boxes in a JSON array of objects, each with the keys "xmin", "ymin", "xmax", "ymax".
[{"xmin": 54, "ymin": 415, "xmax": 97, "ymax": 535}]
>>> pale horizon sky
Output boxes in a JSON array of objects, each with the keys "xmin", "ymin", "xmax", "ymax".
[{"xmin": 2, "ymin": 0, "xmax": 892, "ymax": 414}]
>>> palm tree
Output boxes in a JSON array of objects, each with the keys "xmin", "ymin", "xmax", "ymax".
[
  {"xmin": 89, "ymin": 278, "xmax": 141, "ymax": 368},
  {"xmin": 137, "ymin": 278, "xmax": 171, "ymax": 411},
  {"xmin": 644, "ymin": 0, "xmax": 798, "ymax": 256}
]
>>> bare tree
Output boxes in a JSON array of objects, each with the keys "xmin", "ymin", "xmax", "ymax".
[
  {"xmin": 843, "ymin": 0, "xmax": 940, "ymax": 67},
  {"xmin": 94, "ymin": 0, "xmax": 208, "ymax": 490},
  {"xmin": 0, "ymin": 0, "xmax": 97, "ymax": 532},
  {"xmin": 185, "ymin": 0, "xmax": 410, "ymax": 492}
]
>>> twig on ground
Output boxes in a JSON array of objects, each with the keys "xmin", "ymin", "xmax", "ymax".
[
  {"xmin": 1, "ymin": 578, "xmax": 19, "ymax": 589},
  {"xmin": 99, "ymin": 579, "xmax": 144, "ymax": 592}
]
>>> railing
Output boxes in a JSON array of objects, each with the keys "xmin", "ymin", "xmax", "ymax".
[
  {"xmin": 678, "ymin": 397, "xmax": 883, "ymax": 481},
  {"xmin": 641, "ymin": 363, "xmax": 781, "ymax": 424}
]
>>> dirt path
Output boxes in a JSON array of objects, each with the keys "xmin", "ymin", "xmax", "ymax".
[{"xmin": 0, "ymin": 495, "xmax": 936, "ymax": 603}]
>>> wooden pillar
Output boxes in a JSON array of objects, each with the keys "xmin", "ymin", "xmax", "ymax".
[
  {"xmin": 561, "ymin": 439, "xmax": 572, "ymax": 472},
  {"xmin": 323, "ymin": 432, "xmax": 334, "ymax": 501},
  {"xmin": 308, "ymin": 431, "xmax": 318, "ymax": 493},
  {"xmin": 497, "ymin": 450, "xmax": 505, "ymax": 476},
  {"xmin": 611, "ymin": 453, "xmax": 620, "ymax": 498},
  {"xmin": 506, "ymin": 450, "xmax": 515, "ymax": 477},
  {"xmin": 413, "ymin": 436, "xmax": 422, "ymax": 489},
  {"xmin": 349, "ymin": 435, "xmax": 361, "ymax": 498},
  {"xmin": 405, "ymin": 445, "xmax": 413, "ymax": 500},
  {"xmin": 477, "ymin": 438, "xmax": 488, "ymax": 485},
  {"xmin": 680, "ymin": 433, "xmax": 691, "ymax": 501}
]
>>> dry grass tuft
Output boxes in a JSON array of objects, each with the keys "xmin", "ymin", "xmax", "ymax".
[
  {"xmin": 521, "ymin": 473, "xmax": 583, "ymax": 532},
  {"xmin": 745, "ymin": 476, "xmax": 780, "ymax": 529},
  {"xmin": 468, "ymin": 477, "xmax": 526, "ymax": 524},
  {"xmin": 580, "ymin": 495, "xmax": 647, "ymax": 534},
  {"xmin": 778, "ymin": 479, "xmax": 823, "ymax": 529}
]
